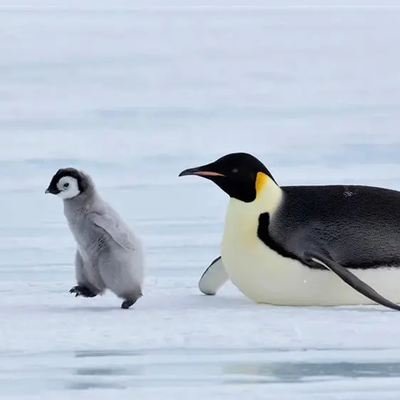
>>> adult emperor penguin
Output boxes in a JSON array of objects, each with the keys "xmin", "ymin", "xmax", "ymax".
[
  {"xmin": 179, "ymin": 152, "xmax": 400, "ymax": 311},
  {"xmin": 46, "ymin": 167, "xmax": 144, "ymax": 309}
]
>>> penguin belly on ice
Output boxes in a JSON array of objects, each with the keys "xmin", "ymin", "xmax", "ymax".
[{"xmin": 180, "ymin": 152, "xmax": 400, "ymax": 311}]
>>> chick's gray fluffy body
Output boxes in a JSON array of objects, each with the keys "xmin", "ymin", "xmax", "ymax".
[{"xmin": 50, "ymin": 169, "xmax": 144, "ymax": 308}]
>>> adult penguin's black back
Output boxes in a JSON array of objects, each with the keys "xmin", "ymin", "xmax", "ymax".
[{"xmin": 271, "ymin": 184, "xmax": 400, "ymax": 270}]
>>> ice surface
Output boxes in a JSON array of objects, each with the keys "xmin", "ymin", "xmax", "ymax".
[{"xmin": 2, "ymin": 1, "xmax": 400, "ymax": 399}]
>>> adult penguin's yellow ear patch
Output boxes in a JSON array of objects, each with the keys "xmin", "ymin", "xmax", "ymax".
[{"xmin": 255, "ymin": 172, "xmax": 268, "ymax": 196}]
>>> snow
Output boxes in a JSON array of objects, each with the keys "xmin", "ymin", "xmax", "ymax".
[{"xmin": 1, "ymin": 1, "xmax": 400, "ymax": 399}]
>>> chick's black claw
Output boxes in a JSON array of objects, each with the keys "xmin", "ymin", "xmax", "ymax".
[
  {"xmin": 121, "ymin": 299, "xmax": 134, "ymax": 309},
  {"xmin": 69, "ymin": 285, "xmax": 97, "ymax": 298}
]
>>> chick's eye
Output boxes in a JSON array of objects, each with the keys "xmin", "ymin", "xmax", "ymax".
[
  {"xmin": 232, "ymin": 168, "xmax": 238, "ymax": 173},
  {"xmin": 63, "ymin": 182, "xmax": 69, "ymax": 188}
]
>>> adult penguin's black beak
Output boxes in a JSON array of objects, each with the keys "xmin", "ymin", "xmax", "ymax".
[{"xmin": 178, "ymin": 163, "xmax": 225, "ymax": 178}]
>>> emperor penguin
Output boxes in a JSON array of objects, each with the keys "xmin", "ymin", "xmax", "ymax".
[
  {"xmin": 179, "ymin": 152, "xmax": 400, "ymax": 311},
  {"xmin": 45, "ymin": 167, "xmax": 144, "ymax": 309}
]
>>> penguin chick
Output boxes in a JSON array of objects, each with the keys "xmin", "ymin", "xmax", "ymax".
[{"xmin": 46, "ymin": 167, "xmax": 144, "ymax": 309}]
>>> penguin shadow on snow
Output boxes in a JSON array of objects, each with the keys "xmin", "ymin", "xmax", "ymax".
[
  {"xmin": 30, "ymin": 302, "xmax": 127, "ymax": 314},
  {"xmin": 40, "ymin": 294, "xmax": 251, "ymax": 313}
]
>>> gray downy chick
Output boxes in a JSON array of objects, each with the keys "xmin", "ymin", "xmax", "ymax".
[{"xmin": 45, "ymin": 167, "xmax": 144, "ymax": 309}]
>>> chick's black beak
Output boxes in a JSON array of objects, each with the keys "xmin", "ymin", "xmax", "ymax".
[
  {"xmin": 45, "ymin": 186, "xmax": 59, "ymax": 195},
  {"xmin": 178, "ymin": 166, "xmax": 225, "ymax": 178}
]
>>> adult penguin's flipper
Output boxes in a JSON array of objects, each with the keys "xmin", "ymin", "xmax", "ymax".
[
  {"xmin": 198, "ymin": 256, "xmax": 229, "ymax": 295},
  {"xmin": 304, "ymin": 250, "xmax": 400, "ymax": 311}
]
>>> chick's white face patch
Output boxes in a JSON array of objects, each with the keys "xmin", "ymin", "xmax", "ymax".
[{"xmin": 57, "ymin": 176, "xmax": 80, "ymax": 199}]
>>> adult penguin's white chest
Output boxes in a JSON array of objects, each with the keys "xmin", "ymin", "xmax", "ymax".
[{"xmin": 220, "ymin": 184, "xmax": 317, "ymax": 306}]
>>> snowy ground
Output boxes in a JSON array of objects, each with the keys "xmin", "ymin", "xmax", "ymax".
[{"xmin": 2, "ymin": 1, "xmax": 400, "ymax": 399}]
